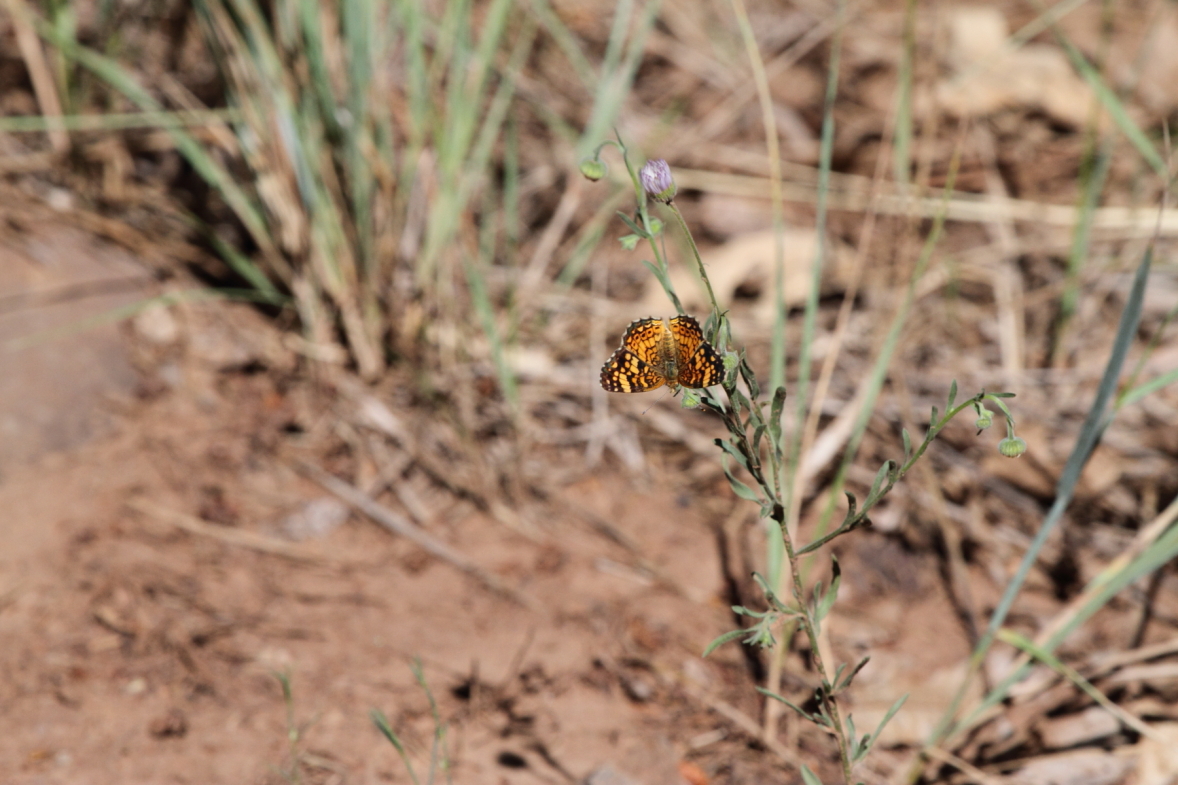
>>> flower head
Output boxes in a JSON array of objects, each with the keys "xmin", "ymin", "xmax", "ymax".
[{"xmin": 639, "ymin": 158, "xmax": 676, "ymax": 203}]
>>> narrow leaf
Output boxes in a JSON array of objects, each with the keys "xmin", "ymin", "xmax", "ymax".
[
  {"xmin": 800, "ymin": 764, "xmax": 824, "ymax": 785},
  {"xmin": 837, "ymin": 656, "xmax": 871, "ymax": 692},
  {"xmin": 759, "ymin": 688, "xmax": 820, "ymax": 724},
  {"xmin": 814, "ymin": 555, "xmax": 842, "ymax": 622},
  {"xmin": 865, "ymin": 460, "xmax": 893, "ymax": 504},
  {"xmin": 702, "ymin": 628, "xmax": 752, "ymax": 658},
  {"xmin": 716, "ymin": 438, "xmax": 751, "ymax": 471},
  {"xmin": 855, "ymin": 694, "xmax": 908, "ymax": 762},
  {"xmin": 616, "ymin": 211, "xmax": 647, "ymax": 237}
]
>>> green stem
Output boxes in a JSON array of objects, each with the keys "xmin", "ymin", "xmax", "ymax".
[{"xmin": 668, "ymin": 203, "xmax": 722, "ymax": 330}]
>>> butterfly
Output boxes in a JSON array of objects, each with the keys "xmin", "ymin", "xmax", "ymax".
[{"xmin": 600, "ymin": 315, "xmax": 724, "ymax": 393}]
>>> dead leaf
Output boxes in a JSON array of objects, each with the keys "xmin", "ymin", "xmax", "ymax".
[
  {"xmin": 931, "ymin": 7, "xmax": 1096, "ymax": 129},
  {"xmin": 1135, "ymin": 723, "xmax": 1178, "ymax": 785}
]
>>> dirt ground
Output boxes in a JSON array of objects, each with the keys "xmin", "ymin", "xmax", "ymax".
[
  {"xmin": 4, "ymin": 1, "xmax": 1178, "ymax": 784},
  {"xmin": 0, "ymin": 223, "xmax": 798, "ymax": 784},
  {"xmin": 3, "ymin": 201, "xmax": 1177, "ymax": 785}
]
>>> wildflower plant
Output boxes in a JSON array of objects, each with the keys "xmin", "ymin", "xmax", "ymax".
[{"xmin": 584, "ymin": 138, "xmax": 1023, "ymax": 783}]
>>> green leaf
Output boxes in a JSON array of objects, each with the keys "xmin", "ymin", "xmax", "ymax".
[
  {"xmin": 814, "ymin": 555, "xmax": 842, "ymax": 622},
  {"xmin": 985, "ymin": 393, "xmax": 1017, "ymax": 422},
  {"xmin": 702, "ymin": 628, "xmax": 751, "ymax": 658},
  {"xmin": 836, "ymin": 656, "xmax": 871, "ymax": 692},
  {"xmin": 901, "ymin": 428, "xmax": 912, "ymax": 462},
  {"xmin": 752, "ymin": 423, "xmax": 768, "ymax": 456},
  {"xmin": 1120, "ymin": 366, "xmax": 1178, "ymax": 408},
  {"xmin": 615, "ymin": 211, "xmax": 647, "ymax": 237},
  {"xmin": 769, "ymin": 385, "xmax": 787, "ymax": 447},
  {"xmin": 865, "ymin": 460, "xmax": 893, "ymax": 504},
  {"xmin": 716, "ymin": 438, "xmax": 751, "ymax": 471},
  {"xmin": 759, "ymin": 688, "xmax": 821, "ymax": 724},
  {"xmin": 800, "ymin": 764, "xmax": 824, "ymax": 785},
  {"xmin": 736, "ymin": 356, "xmax": 760, "ymax": 400},
  {"xmin": 618, "ymin": 233, "xmax": 640, "ymax": 250},
  {"xmin": 371, "ymin": 710, "xmax": 420, "ymax": 785},
  {"xmin": 855, "ymin": 693, "xmax": 908, "ymax": 762},
  {"xmin": 731, "ymin": 605, "xmax": 768, "ymax": 619},
  {"xmin": 946, "ymin": 379, "xmax": 958, "ymax": 411},
  {"xmin": 724, "ymin": 470, "xmax": 762, "ymax": 503},
  {"xmin": 729, "ymin": 386, "xmax": 753, "ymax": 415}
]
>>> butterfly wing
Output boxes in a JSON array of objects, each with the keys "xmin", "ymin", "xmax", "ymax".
[
  {"xmin": 619, "ymin": 317, "xmax": 667, "ymax": 365},
  {"xmin": 600, "ymin": 318, "xmax": 668, "ymax": 393},
  {"xmin": 670, "ymin": 315, "xmax": 724, "ymax": 389},
  {"xmin": 600, "ymin": 348, "xmax": 666, "ymax": 392}
]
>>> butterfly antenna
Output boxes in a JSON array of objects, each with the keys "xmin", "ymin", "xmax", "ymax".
[{"xmin": 642, "ymin": 387, "xmax": 673, "ymax": 415}]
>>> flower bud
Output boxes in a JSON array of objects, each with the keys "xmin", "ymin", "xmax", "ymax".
[
  {"xmin": 975, "ymin": 407, "xmax": 994, "ymax": 430},
  {"xmin": 998, "ymin": 436, "xmax": 1027, "ymax": 458},
  {"xmin": 639, "ymin": 158, "xmax": 676, "ymax": 203},
  {"xmin": 579, "ymin": 157, "xmax": 607, "ymax": 181}
]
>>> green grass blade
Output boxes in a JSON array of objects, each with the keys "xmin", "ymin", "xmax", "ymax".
[
  {"xmin": 1042, "ymin": 9, "xmax": 1167, "ymax": 178},
  {"xmin": 955, "ymin": 514, "xmax": 1178, "ymax": 738},
  {"xmin": 370, "ymin": 710, "xmax": 421, "ymax": 785},
  {"xmin": 1055, "ymin": 140, "xmax": 1114, "ymax": 364},
  {"xmin": 526, "ymin": 0, "xmax": 596, "ymax": 90},
  {"xmin": 1119, "ymin": 367, "xmax": 1178, "ymax": 409},
  {"xmin": 893, "ymin": 0, "xmax": 916, "ymax": 186},
  {"xmin": 0, "ymin": 108, "xmax": 240, "ymax": 132},
  {"xmin": 792, "ymin": 0, "xmax": 844, "ymax": 453},
  {"xmin": 997, "ymin": 629, "xmax": 1161, "ymax": 741}
]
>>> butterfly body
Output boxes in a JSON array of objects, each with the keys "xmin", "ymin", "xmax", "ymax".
[{"xmin": 600, "ymin": 315, "xmax": 724, "ymax": 393}]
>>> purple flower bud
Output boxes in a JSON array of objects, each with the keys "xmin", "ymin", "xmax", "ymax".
[{"xmin": 639, "ymin": 158, "xmax": 676, "ymax": 203}]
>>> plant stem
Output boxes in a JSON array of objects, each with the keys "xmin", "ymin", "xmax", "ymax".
[{"xmin": 668, "ymin": 203, "xmax": 722, "ymax": 330}]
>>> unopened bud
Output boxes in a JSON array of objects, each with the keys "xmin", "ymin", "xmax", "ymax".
[
  {"xmin": 975, "ymin": 407, "xmax": 994, "ymax": 430},
  {"xmin": 639, "ymin": 158, "xmax": 676, "ymax": 203},
  {"xmin": 579, "ymin": 157, "xmax": 607, "ymax": 181},
  {"xmin": 998, "ymin": 436, "xmax": 1027, "ymax": 458}
]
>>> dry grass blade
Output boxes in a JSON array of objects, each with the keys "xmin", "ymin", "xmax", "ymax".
[
  {"xmin": 4, "ymin": 0, "xmax": 68, "ymax": 153},
  {"xmin": 127, "ymin": 499, "xmax": 344, "ymax": 566},
  {"xmin": 672, "ymin": 167, "xmax": 1178, "ymax": 235},
  {"xmin": 921, "ymin": 746, "xmax": 1006, "ymax": 785}
]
